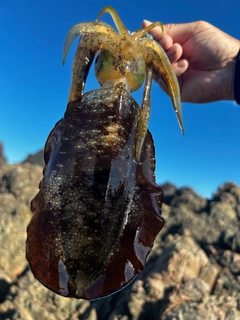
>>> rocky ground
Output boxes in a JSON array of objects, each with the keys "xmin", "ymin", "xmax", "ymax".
[{"xmin": 0, "ymin": 142, "xmax": 240, "ymax": 320}]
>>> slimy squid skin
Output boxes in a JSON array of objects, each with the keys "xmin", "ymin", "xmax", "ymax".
[{"xmin": 26, "ymin": 6, "xmax": 183, "ymax": 300}]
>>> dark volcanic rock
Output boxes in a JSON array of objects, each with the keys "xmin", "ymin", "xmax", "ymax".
[
  {"xmin": 0, "ymin": 145, "xmax": 240, "ymax": 319},
  {"xmin": 22, "ymin": 149, "xmax": 44, "ymax": 167},
  {"xmin": 0, "ymin": 143, "xmax": 7, "ymax": 166},
  {"xmin": 161, "ymin": 182, "xmax": 178, "ymax": 205}
]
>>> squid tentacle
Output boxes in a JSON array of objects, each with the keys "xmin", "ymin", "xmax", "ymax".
[
  {"xmin": 135, "ymin": 68, "xmax": 153, "ymax": 161},
  {"xmin": 97, "ymin": 6, "xmax": 128, "ymax": 35},
  {"xmin": 63, "ymin": 21, "xmax": 119, "ymax": 103},
  {"xmin": 67, "ymin": 36, "xmax": 95, "ymax": 103},
  {"xmin": 140, "ymin": 37, "xmax": 184, "ymax": 134},
  {"xmin": 63, "ymin": 21, "xmax": 117, "ymax": 65},
  {"xmin": 133, "ymin": 22, "xmax": 164, "ymax": 41}
]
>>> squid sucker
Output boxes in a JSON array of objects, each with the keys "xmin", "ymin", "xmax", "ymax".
[{"xmin": 26, "ymin": 6, "xmax": 184, "ymax": 300}]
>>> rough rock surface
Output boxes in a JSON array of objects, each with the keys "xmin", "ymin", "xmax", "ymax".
[
  {"xmin": 22, "ymin": 149, "xmax": 44, "ymax": 167},
  {"xmin": 0, "ymin": 145, "xmax": 240, "ymax": 320},
  {"xmin": 0, "ymin": 143, "xmax": 7, "ymax": 166}
]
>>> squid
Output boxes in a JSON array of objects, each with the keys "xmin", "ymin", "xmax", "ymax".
[{"xmin": 26, "ymin": 6, "xmax": 184, "ymax": 300}]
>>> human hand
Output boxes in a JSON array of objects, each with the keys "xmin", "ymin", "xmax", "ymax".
[{"xmin": 142, "ymin": 20, "xmax": 240, "ymax": 103}]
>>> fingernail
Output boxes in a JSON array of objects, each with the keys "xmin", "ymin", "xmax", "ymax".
[
  {"xmin": 143, "ymin": 19, "xmax": 152, "ymax": 26},
  {"xmin": 176, "ymin": 59, "xmax": 189, "ymax": 70}
]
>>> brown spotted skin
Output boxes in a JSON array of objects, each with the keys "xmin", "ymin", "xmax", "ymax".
[{"xmin": 26, "ymin": 82, "xmax": 164, "ymax": 300}]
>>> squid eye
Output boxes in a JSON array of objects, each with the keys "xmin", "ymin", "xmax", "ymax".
[
  {"xmin": 95, "ymin": 49, "xmax": 114, "ymax": 87},
  {"xmin": 95, "ymin": 48, "xmax": 145, "ymax": 92}
]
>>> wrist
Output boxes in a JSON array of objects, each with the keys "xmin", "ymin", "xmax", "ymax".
[
  {"xmin": 234, "ymin": 49, "xmax": 240, "ymax": 104},
  {"xmin": 226, "ymin": 40, "xmax": 240, "ymax": 102}
]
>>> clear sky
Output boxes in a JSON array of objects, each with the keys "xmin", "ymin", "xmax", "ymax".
[{"xmin": 1, "ymin": 0, "xmax": 240, "ymax": 198}]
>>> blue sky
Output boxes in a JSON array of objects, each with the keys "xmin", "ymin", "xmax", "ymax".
[{"xmin": 1, "ymin": 0, "xmax": 240, "ymax": 198}]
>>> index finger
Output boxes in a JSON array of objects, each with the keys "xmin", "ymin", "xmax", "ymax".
[
  {"xmin": 142, "ymin": 20, "xmax": 173, "ymax": 50},
  {"xmin": 142, "ymin": 20, "xmax": 195, "ymax": 47}
]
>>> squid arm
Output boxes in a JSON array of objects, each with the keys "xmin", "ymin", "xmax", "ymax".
[
  {"xmin": 135, "ymin": 68, "xmax": 153, "ymax": 161},
  {"xmin": 140, "ymin": 37, "xmax": 184, "ymax": 134},
  {"xmin": 63, "ymin": 21, "xmax": 118, "ymax": 103}
]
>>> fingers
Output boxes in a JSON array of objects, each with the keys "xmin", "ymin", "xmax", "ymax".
[
  {"xmin": 142, "ymin": 20, "xmax": 189, "ymax": 76},
  {"xmin": 142, "ymin": 20, "xmax": 182, "ymax": 62},
  {"xmin": 143, "ymin": 19, "xmax": 195, "ymax": 44},
  {"xmin": 142, "ymin": 20, "xmax": 167, "ymax": 41},
  {"xmin": 154, "ymin": 59, "xmax": 188, "ymax": 90},
  {"xmin": 142, "ymin": 19, "xmax": 189, "ymax": 99},
  {"xmin": 143, "ymin": 20, "xmax": 172, "ymax": 49},
  {"xmin": 167, "ymin": 43, "xmax": 183, "ymax": 63},
  {"xmin": 172, "ymin": 59, "xmax": 189, "ymax": 77}
]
